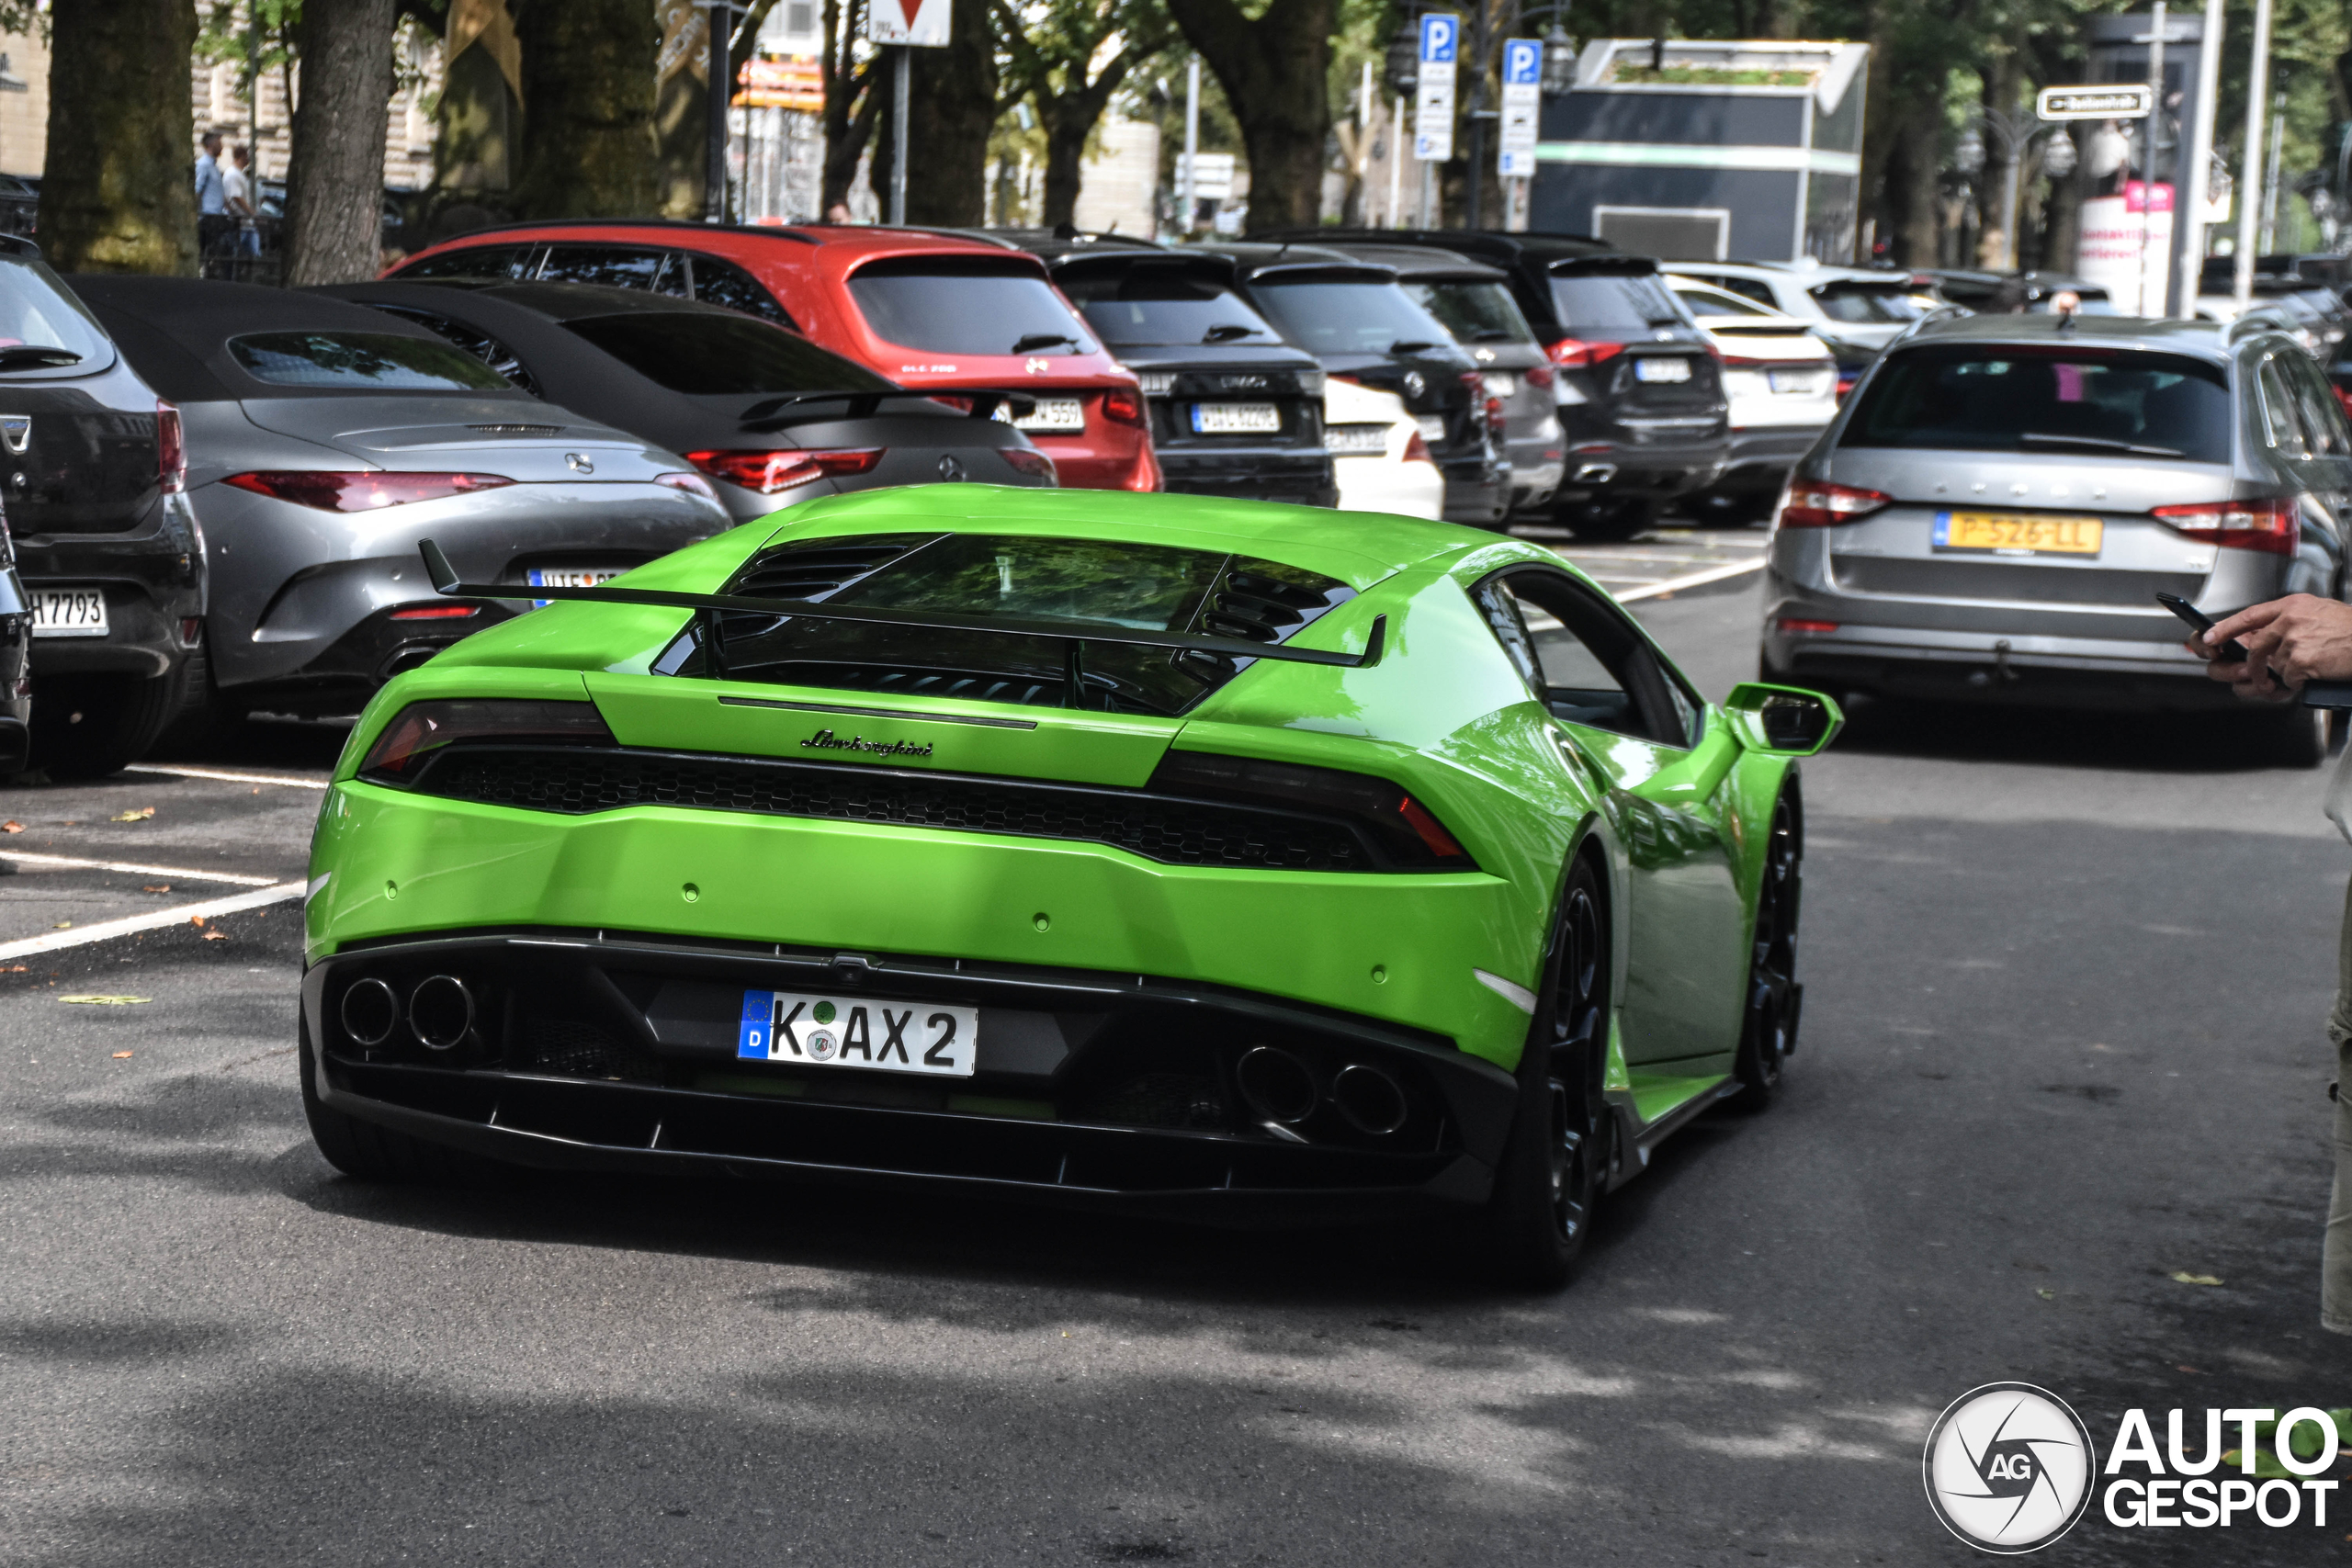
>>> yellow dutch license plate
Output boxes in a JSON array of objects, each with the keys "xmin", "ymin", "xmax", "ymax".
[{"xmin": 1932, "ymin": 512, "xmax": 2103, "ymax": 555}]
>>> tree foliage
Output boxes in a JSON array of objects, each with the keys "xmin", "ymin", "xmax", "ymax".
[{"xmin": 994, "ymin": 0, "xmax": 1176, "ymax": 227}]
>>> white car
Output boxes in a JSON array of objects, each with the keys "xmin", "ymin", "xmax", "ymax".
[
  {"xmin": 1325, "ymin": 376, "xmax": 1443, "ymax": 518},
  {"xmin": 1667, "ymin": 276, "xmax": 1839, "ymax": 521},
  {"xmin": 1662, "ymin": 259, "xmax": 1932, "ymax": 395}
]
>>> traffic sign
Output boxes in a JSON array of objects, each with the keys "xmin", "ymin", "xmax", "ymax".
[
  {"xmin": 1414, "ymin": 14, "xmax": 1458, "ymax": 162},
  {"xmin": 2036, "ymin": 84, "xmax": 2152, "ymax": 121},
  {"xmin": 1498, "ymin": 38, "xmax": 1541, "ymax": 178},
  {"xmin": 865, "ymin": 0, "xmax": 948, "ymax": 48}
]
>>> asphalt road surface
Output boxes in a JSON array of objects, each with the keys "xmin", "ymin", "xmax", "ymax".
[{"xmin": 3, "ymin": 571, "xmax": 2345, "ymax": 1566}]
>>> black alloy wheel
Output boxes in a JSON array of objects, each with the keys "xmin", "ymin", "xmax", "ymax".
[
  {"xmin": 1733, "ymin": 787, "xmax": 1804, "ymax": 1107},
  {"xmin": 1480, "ymin": 856, "xmax": 1613, "ymax": 1288}
]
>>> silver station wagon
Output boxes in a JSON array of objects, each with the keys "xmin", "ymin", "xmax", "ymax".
[{"xmin": 1760, "ymin": 313, "xmax": 2350, "ymax": 761}]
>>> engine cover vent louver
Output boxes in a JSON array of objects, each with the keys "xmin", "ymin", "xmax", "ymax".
[{"xmin": 727, "ymin": 533, "xmax": 943, "ymax": 603}]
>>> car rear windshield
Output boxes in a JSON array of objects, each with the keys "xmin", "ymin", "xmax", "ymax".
[
  {"xmin": 847, "ymin": 260, "xmax": 1099, "ymax": 356},
  {"xmin": 1841, "ymin": 346, "xmax": 2233, "ymax": 463},
  {"xmin": 1810, "ymin": 283, "xmax": 1926, "ymax": 324},
  {"xmin": 1250, "ymin": 279, "xmax": 1454, "ymax": 356},
  {"xmin": 1060, "ymin": 272, "xmax": 1281, "ymax": 348},
  {"xmin": 228, "ymin": 331, "xmax": 514, "ymax": 391},
  {"xmin": 561, "ymin": 311, "xmax": 895, "ymax": 396},
  {"xmin": 0, "ymin": 254, "xmax": 110, "ymax": 372},
  {"xmin": 399, "ymin": 244, "xmax": 533, "ymax": 280},
  {"xmin": 1404, "ymin": 280, "xmax": 1537, "ymax": 345},
  {"xmin": 661, "ymin": 532, "xmax": 1352, "ymax": 716},
  {"xmin": 1546, "ymin": 274, "xmax": 1684, "ymax": 332}
]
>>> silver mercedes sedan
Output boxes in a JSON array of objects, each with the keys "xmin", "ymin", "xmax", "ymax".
[{"xmin": 1761, "ymin": 312, "xmax": 2350, "ymax": 762}]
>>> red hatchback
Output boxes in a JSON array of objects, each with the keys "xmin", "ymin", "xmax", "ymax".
[{"xmin": 385, "ymin": 221, "xmax": 1159, "ymax": 492}]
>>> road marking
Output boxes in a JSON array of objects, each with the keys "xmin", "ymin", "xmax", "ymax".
[
  {"xmin": 0, "ymin": 852, "xmax": 282, "ymax": 886},
  {"xmin": 122, "ymin": 764, "xmax": 330, "ymax": 790},
  {"xmin": 1613, "ymin": 557, "xmax": 1769, "ymax": 603},
  {"xmin": 0, "ymin": 881, "xmax": 305, "ymax": 962}
]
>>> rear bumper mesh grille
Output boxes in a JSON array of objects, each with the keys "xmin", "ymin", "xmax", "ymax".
[{"xmin": 405, "ymin": 746, "xmax": 1384, "ymax": 871}]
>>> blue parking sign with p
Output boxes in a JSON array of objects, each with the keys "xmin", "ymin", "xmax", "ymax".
[
  {"xmin": 1504, "ymin": 39, "xmax": 1540, "ymax": 85},
  {"xmin": 1419, "ymin": 14, "xmax": 1455, "ymax": 63}
]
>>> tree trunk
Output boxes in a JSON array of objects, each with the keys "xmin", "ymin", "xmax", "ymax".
[
  {"xmin": 511, "ymin": 0, "xmax": 661, "ymax": 219},
  {"xmin": 40, "ymin": 0, "xmax": 199, "ymax": 275},
  {"xmin": 285, "ymin": 0, "xmax": 397, "ymax": 286},
  {"xmin": 1039, "ymin": 110, "xmax": 1091, "ymax": 229},
  {"xmin": 903, "ymin": 0, "xmax": 997, "ymax": 225},
  {"xmin": 1885, "ymin": 85, "xmax": 1945, "ymax": 267},
  {"xmin": 1162, "ymin": 0, "xmax": 1333, "ymax": 231},
  {"xmin": 820, "ymin": 0, "xmax": 880, "ymax": 215}
]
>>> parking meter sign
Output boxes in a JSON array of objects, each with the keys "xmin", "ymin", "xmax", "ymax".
[
  {"xmin": 1414, "ymin": 14, "xmax": 1458, "ymax": 162},
  {"xmin": 1498, "ymin": 38, "xmax": 1541, "ymax": 177}
]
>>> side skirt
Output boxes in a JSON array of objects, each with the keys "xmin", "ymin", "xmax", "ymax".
[{"xmin": 1600, "ymin": 1075, "xmax": 1741, "ymax": 1192}]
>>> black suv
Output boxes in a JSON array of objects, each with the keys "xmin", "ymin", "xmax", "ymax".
[
  {"xmin": 13, "ymin": 244, "xmax": 202, "ymax": 775},
  {"xmin": 1261, "ymin": 229, "xmax": 1726, "ymax": 539},
  {"xmin": 1193, "ymin": 243, "xmax": 1508, "ymax": 525},
  {"xmin": 1002, "ymin": 233, "xmax": 1337, "ymax": 507}
]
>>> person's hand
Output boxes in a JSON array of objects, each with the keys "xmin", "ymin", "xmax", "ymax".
[{"xmin": 2194, "ymin": 593, "xmax": 2352, "ymax": 702}]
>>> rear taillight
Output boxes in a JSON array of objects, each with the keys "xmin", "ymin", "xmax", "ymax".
[
  {"xmin": 999, "ymin": 447, "xmax": 1057, "ymax": 482},
  {"xmin": 221, "ymin": 471, "xmax": 513, "ymax": 512},
  {"xmin": 1148, "ymin": 750, "xmax": 1474, "ymax": 869},
  {"xmin": 1484, "ymin": 395, "xmax": 1506, "ymax": 435},
  {"xmin": 2152, "ymin": 496, "xmax": 2301, "ymax": 555},
  {"xmin": 1835, "ymin": 373, "xmax": 1858, "ymax": 400},
  {"xmin": 1403, "ymin": 431, "xmax": 1433, "ymax": 464},
  {"xmin": 1524, "ymin": 364, "xmax": 1555, "ymax": 389},
  {"xmin": 1547, "ymin": 338, "xmax": 1628, "ymax": 369},
  {"xmin": 2334, "ymin": 384, "xmax": 2352, "ymax": 421},
  {"xmin": 1777, "ymin": 480, "xmax": 1891, "ymax": 528},
  {"xmin": 1102, "ymin": 389, "xmax": 1146, "ymax": 427},
  {"xmin": 656, "ymin": 471, "xmax": 719, "ymax": 500},
  {"xmin": 1774, "ymin": 617, "xmax": 1840, "ymax": 634},
  {"xmin": 358, "ymin": 699, "xmax": 614, "ymax": 783},
  {"xmin": 156, "ymin": 400, "xmax": 185, "ymax": 494},
  {"xmin": 388, "ymin": 604, "xmax": 481, "ymax": 622},
  {"xmin": 684, "ymin": 447, "xmax": 884, "ymax": 494}
]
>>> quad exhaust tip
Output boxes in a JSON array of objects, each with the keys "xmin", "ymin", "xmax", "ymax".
[
  {"xmin": 1332, "ymin": 1064, "xmax": 1408, "ymax": 1136},
  {"xmin": 1235, "ymin": 1045, "xmax": 1317, "ymax": 1125},
  {"xmin": 339, "ymin": 976, "xmax": 400, "ymax": 1048},
  {"xmin": 406, "ymin": 974, "xmax": 475, "ymax": 1051}
]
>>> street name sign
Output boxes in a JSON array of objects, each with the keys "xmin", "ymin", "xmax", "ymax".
[{"xmin": 2036, "ymin": 85, "xmax": 2152, "ymax": 121}]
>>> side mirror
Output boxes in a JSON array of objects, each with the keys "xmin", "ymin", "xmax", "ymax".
[{"xmin": 1724, "ymin": 682, "xmax": 1843, "ymax": 756}]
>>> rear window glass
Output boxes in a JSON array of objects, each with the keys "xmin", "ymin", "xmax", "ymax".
[
  {"xmin": 1811, "ymin": 283, "xmax": 1925, "ymax": 323},
  {"xmin": 399, "ymin": 244, "xmax": 532, "ymax": 281},
  {"xmin": 1250, "ymin": 279, "xmax": 1453, "ymax": 355},
  {"xmin": 662, "ymin": 532, "xmax": 1353, "ymax": 716},
  {"xmin": 1842, "ymin": 346, "xmax": 2233, "ymax": 463},
  {"xmin": 0, "ymin": 254, "xmax": 111, "ymax": 371},
  {"xmin": 228, "ymin": 331, "xmax": 514, "ymax": 391},
  {"xmin": 561, "ymin": 312, "xmax": 894, "ymax": 396},
  {"xmin": 1403, "ymin": 280, "xmax": 1536, "ymax": 345},
  {"xmin": 1547, "ymin": 274, "xmax": 1684, "ymax": 332},
  {"xmin": 847, "ymin": 261, "xmax": 1098, "ymax": 356},
  {"xmin": 1061, "ymin": 270, "xmax": 1280, "ymax": 348}
]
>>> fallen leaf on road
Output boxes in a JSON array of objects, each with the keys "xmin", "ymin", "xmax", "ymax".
[
  {"xmin": 110, "ymin": 1051, "xmax": 132, "ymax": 1059},
  {"xmin": 0, "ymin": 819, "xmax": 19, "ymax": 832},
  {"xmin": 142, "ymin": 885, "xmax": 170, "ymax": 893},
  {"xmin": 2035, "ymin": 1289, "xmax": 2054, "ymax": 1300},
  {"xmin": 187, "ymin": 916, "xmax": 204, "ymax": 927},
  {"xmin": 110, "ymin": 807, "xmax": 154, "ymax": 822},
  {"xmin": 2169, "ymin": 1271, "xmax": 2224, "ymax": 1287},
  {"xmin": 202, "ymin": 929, "xmax": 226, "ymax": 941},
  {"xmin": 2, "ymin": 964, "xmax": 24, "ymax": 972},
  {"xmin": 51, "ymin": 920, "xmax": 70, "ymax": 930},
  {"xmin": 59, "ymin": 995, "xmax": 148, "ymax": 1006}
]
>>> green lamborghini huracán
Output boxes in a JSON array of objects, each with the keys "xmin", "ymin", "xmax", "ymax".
[{"xmin": 300, "ymin": 486, "xmax": 1837, "ymax": 1285}]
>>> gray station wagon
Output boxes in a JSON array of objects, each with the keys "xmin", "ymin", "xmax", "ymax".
[{"xmin": 1761, "ymin": 313, "xmax": 2349, "ymax": 762}]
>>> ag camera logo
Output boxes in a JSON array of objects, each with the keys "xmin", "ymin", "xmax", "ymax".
[{"xmin": 1923, "ymin": 1383, "xmax": 2096, "ymax": 1553}]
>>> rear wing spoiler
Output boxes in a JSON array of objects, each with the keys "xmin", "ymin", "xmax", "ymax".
[{"xmin": 417, "ymin": 540, "xmax": 1385, "ymax": 686}]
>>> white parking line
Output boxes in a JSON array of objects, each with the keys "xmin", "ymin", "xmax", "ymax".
[
  {"xmin": 0, "ymin": 881, "xmax": 307, "ymax": 963},
  {"xmin": 122, "ymin": 764, "xmax": 330, "ymax": 790},
  {"xmin": 1614, "ymin": 557, "xmax": 1770, "ymax": 603},
  {"xmin": 0, "ymin": 852, "xmax": 282, "ymax": 886}
]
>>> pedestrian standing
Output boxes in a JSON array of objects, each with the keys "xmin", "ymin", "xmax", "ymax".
[
  {"xmin": 2194, "ymin": 592, "xmax": 2352, "ymax": 1334},
  {"xmin": 194, "ymin": 131, "xmax": 230, "ymax": 268},
  {"xmin": 223, "ymin": 145, "xmax": 260, "ymax": 262}
]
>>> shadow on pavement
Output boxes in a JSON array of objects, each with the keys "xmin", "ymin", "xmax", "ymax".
[{"xmin": 1829, "ymin": 693, "xmax": 2321, "ymax": 775}]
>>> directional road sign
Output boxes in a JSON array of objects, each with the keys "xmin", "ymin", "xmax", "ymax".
[{"xmin": 2036, "ymin": 84, "xmax": 2152, "ymax": 121}]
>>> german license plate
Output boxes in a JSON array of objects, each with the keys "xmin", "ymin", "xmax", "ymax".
[
  {"xmin": 1413, "ymin": 413, "xmax": 1447, "ymax": 444},
  {"xmin": 1634, "ymin": 356, "xmax": 1692, "ymax": 383},
  {"xmin": 1768, "ymin": 367, "xmax": 1831, "ymax": 395},
  {"xmin": 1012, "ymin": 397, "xmax": 1086, "ymax": 433},
  {"xmin": 737, "ymin": 989, "xmax": 978, "ymax": 1077},
  {"xmin": 1932, "ymin": 512, "xmax": 2104, "ymax": 556},
  {"xmin": 30, "ymin": 586, "xmax": 107, "ymax": 637},
  {"xmin": 1481, "ymin": 372, "xmax": 1517, "ymax": 399},
  {"xmin": 1192, "ymin": 401, "xmax": 1280, "ymax": 434},
  {"xmin": 528, "ymin": 565, "xmax": 624, "ymax": 608},
  {"xmin": 1326, "ymin": 423, "xmax": 1389, "ymax": 456}
]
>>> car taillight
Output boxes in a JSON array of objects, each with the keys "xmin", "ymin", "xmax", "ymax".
[
  {"xmin": 1523, "ymin": 364, "xmax": 1555, "ymax": 389},
  {"xmin": 656, "ymin": 471, "xmax": 719, "ymax": 500},
  {"xmin": 2152, "ymin": 496, "xmax": 2301, "ymax": 555},
  {"xmin": 358, "ymin": 699, "xmax": 615, "ymax": 783},
  {"xmin": 156, "ymin": 400, "xmax": 185, "ymax": 494},
  {"xmin": 2334, "ymin": 384, "xmax": 2352, "ymax": 421},
  {"xmin": 684, "ymin": 447, "xmax": 884, "ymax": 494},
  {"xmin": 1547, "ymin": 338, "xmax": 1628, "ymax": 369},
  {"xmin": 1777, "ymin": 480, "xmax": 1891, "ymax": 528},
  {"xmin": 1484, "ymin": 394, "xmax": 1506, "ymax": 434},
  {"xmin": 999, "ymin": 447, "xmax": 1057, "ymax": 482},
  {"xmin": 1102, "ymin": 389, "xmax": 1146, "ymax": 427},
  {"xmin": 1148, "ymin": 750, "xmax": 1473, "ymax": 869},
  {"xmin": 1458, "ymin": 370, "xmax": 1485, "ymax": 394},
  {"xmin": 388, "ymin": 604, "xmax": 481, "ymax": 622},
  {"xmin": 1403, "ymin": 431, "xmax": 1434, "ymax": 464},
  {"xmin": 1835, "ymin": 373, "xmax": 1858, "ymax": 400},
  {"xmin": 221, "ymin": 471, "xmax": 514, "ymax": 512},
  {"xmin": 1774, "ymin": 617, "xmax": 1840, "ymax": 634}
]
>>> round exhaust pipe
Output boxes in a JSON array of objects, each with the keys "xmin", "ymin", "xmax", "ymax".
[
  {"xmin": 1332, "ymin": 1064, "xmax": 1408, "ymax": 1136},
  {"xmin": 338, "ymin": 976, "xmax": 401, "ymax": 1048},
  {"xmin": 406, "ymin": 974, "xmax": 475, "ymax": 1051},
  {"xmin": 1235, "ymin": 1045, "xmax": 1317, "ymax": 1125}
]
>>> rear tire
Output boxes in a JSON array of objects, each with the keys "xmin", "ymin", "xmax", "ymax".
[
  {"xmin": 300, "ymin": 1025, "xmax": 504, "ymax": 1185},
  {"xmin": 1477, "ymin": 857, "xmax": 1613, "ymax": 1290},
  {"xmin": 2262, "ymin": 703, "xmax": 2327, "ymax": 769},
  {"xmin": 28, "ymin": 668, "xmax": 185, "ymax": 779},
  {"xmin": 1732, "ymin": 788, "xmax": 1804, "ymax": 1109},
  {"xmin": 1561, "ymin": 497, "xmax": 1654, "ymax": 542},
  {"xmin": 148, "ymin": 634, "xmax": 248, "ymax": 759}
]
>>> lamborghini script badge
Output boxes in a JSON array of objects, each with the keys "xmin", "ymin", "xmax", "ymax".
[{"xmin": 801, "ymin": 728, "xmax": 934, "ymax": 759}]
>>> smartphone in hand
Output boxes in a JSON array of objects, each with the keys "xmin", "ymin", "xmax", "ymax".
[{"xmin": 2155, "ymin": 592, "xmax": 2254, "ymax": 663}]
